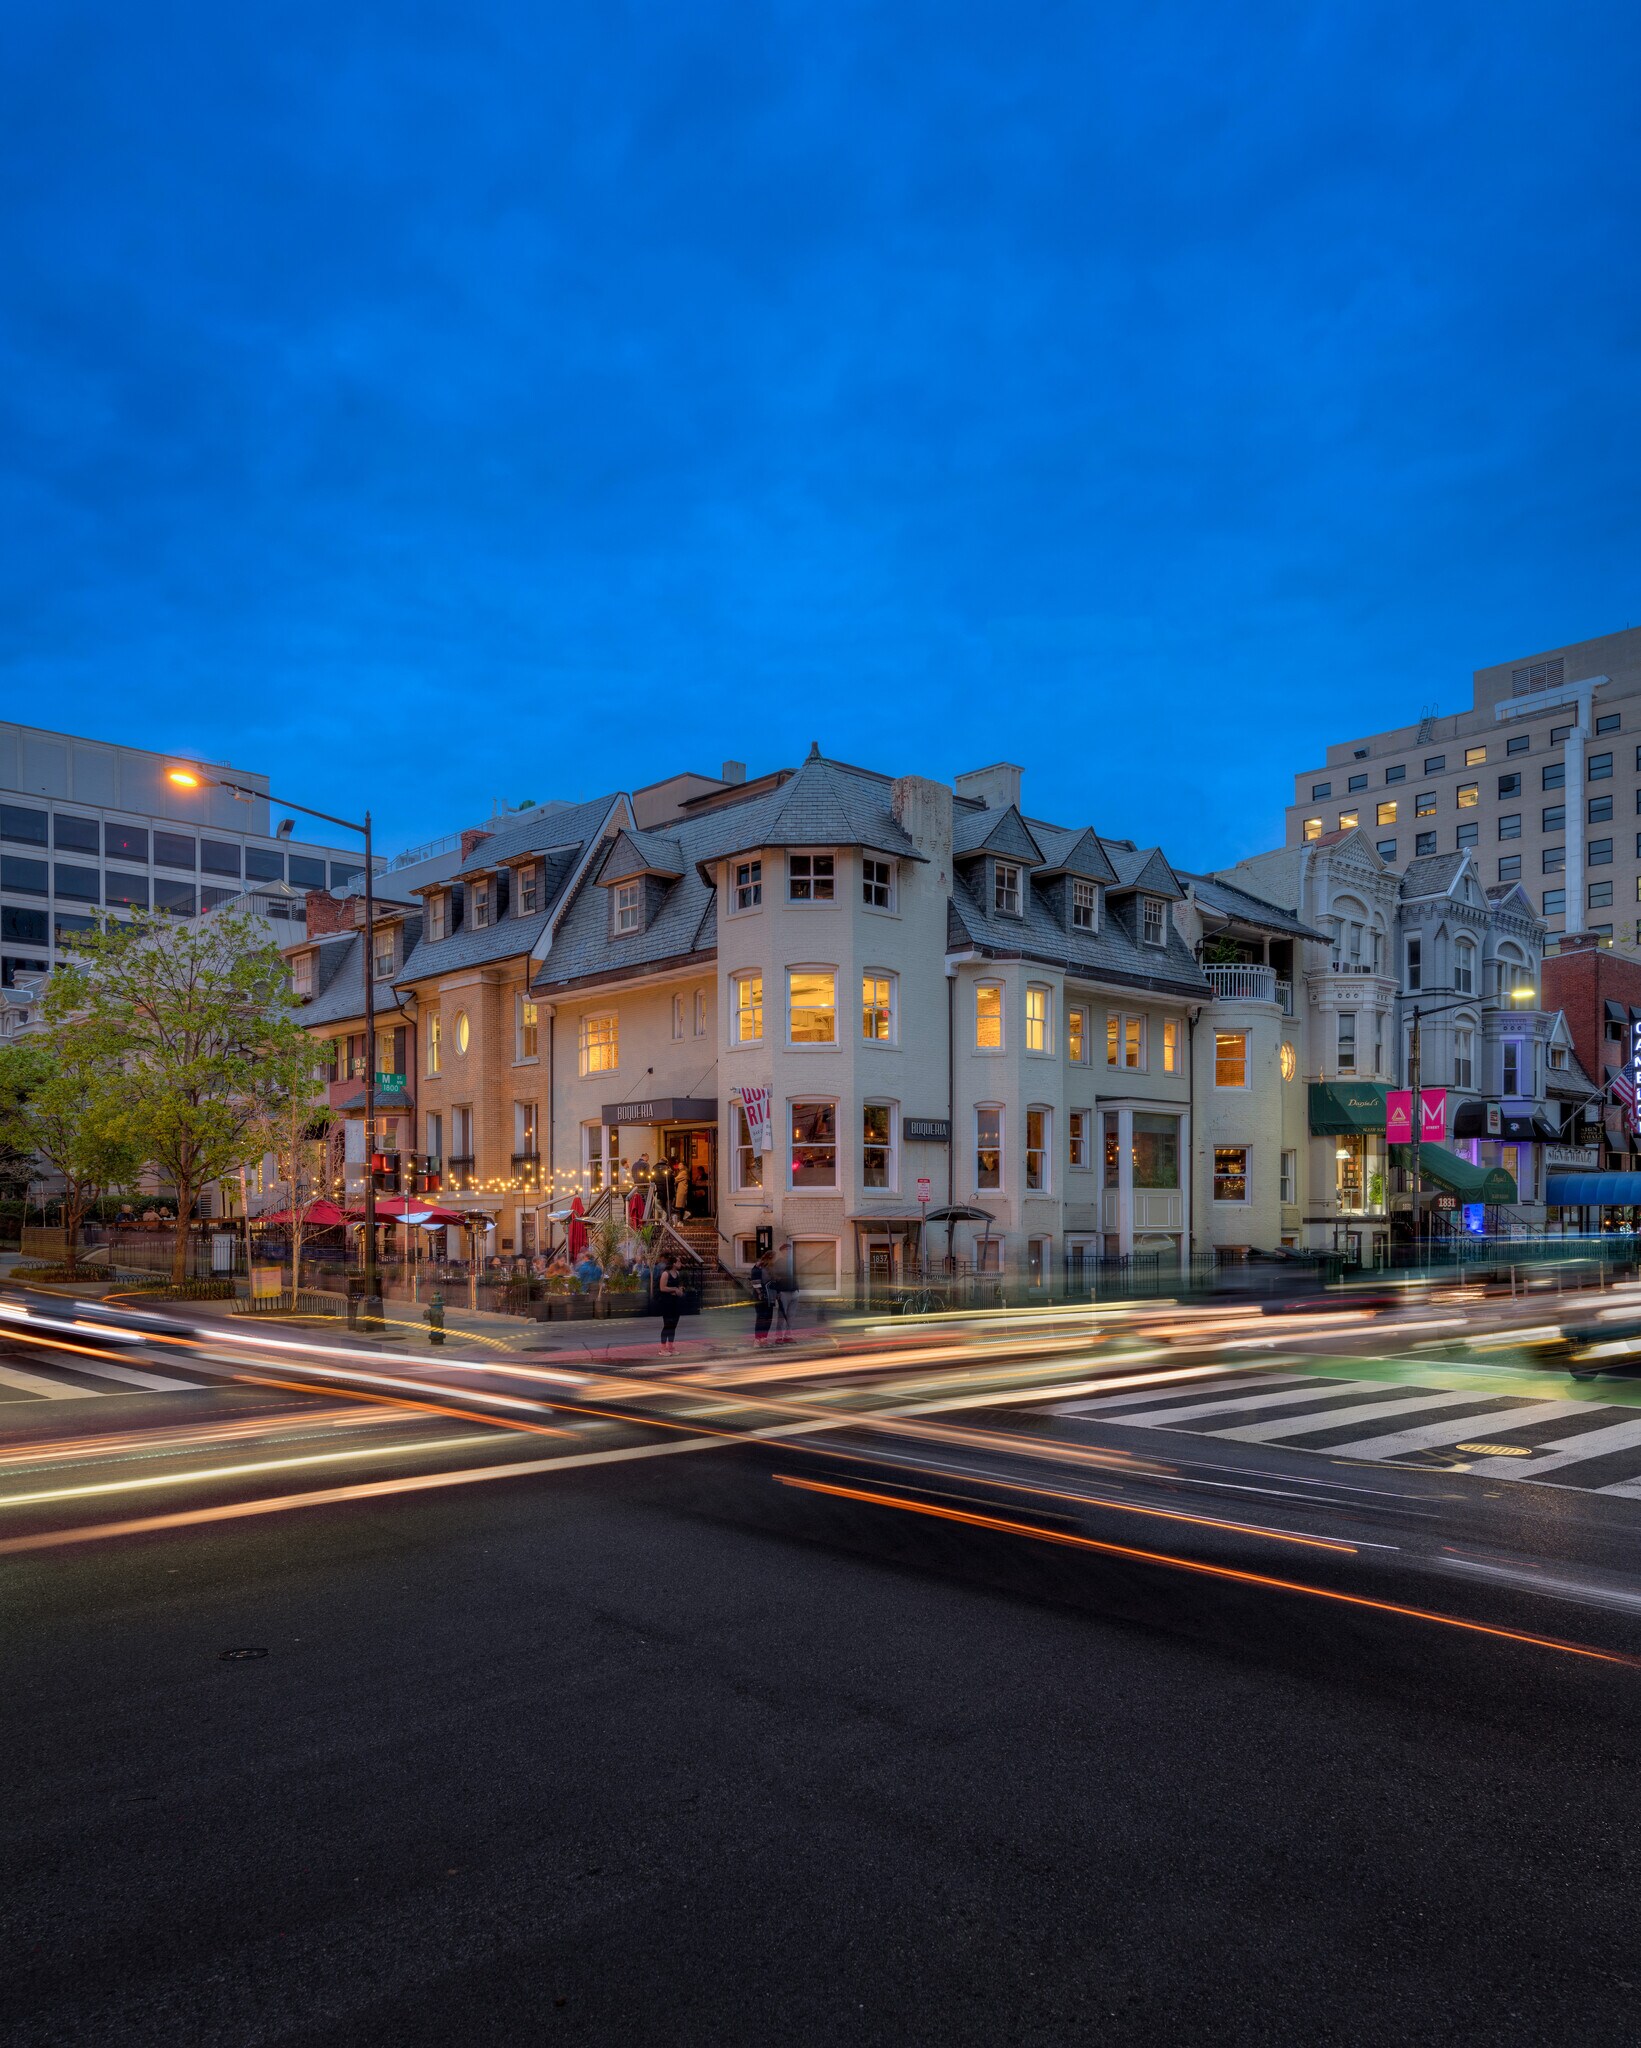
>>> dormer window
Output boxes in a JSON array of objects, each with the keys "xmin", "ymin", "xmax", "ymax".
[
  {"xmin": 427, "ymin": 894, "xmax": 447, "ymax": 942},
  {"xmin": 789, "ymin": 853, "xmax": 834, "ymax": 902},
  {"xmin": 518, "ymin": 864, "xmax": 540, "ymax": 915},
  {"xmin": 1071, "ymin": 879, "xmax": 1097, "ymax": 932},
  {"xmin": 373, "ymin": 932, "xmax": 396, "ymax": 979},
  {"xmin": 614, "ymin": 882, "xmax": 642, "ymax": 935},
  {"xmin": 994, "ymin": 862, "xmax": 1022, "ymax": 916},
  {"xmin": 1141, "ymin": 897, "xmax": 1167, "ymax": 947},
  {"xmin": 472, "ymin": 881, "xmax": 491, "ymax": 929},
  {"xmin": 292, "ymin": 953, "xmax": 314, "ymax": 997}
]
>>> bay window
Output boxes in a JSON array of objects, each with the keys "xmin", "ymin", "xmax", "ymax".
[
  {"xmin": 1069, "ymin": 1108, "xmax": 1091, "ymax": 1169},
  {"xmin": 789, "ymin": 853, "xmax": 834, "ymax": 902},
  {"xmin": 788, "ymin": 969, "xmax": 837, "ymax": 1044},
  {"xmin": 975, "ymin": 1106, "xmax": 1002, "ymax": 1191},
  {"xmin": 1132, "ymin": 1113, "xmax": 1179, "ymax": 1189},
  {"xmin": 975, "ymin": 983, "xmax": 1002, "ymax": 1050},
  {"xmin": 1214, "ymin": 1030, "xmax": 1249, "ymax": 1087},
  {"xmin": 862, "ymin": 972, "xmax": 895, "ymax": 1042},
  {"xmin": 1025, "ymin": 1107, "xmax": 1051, "ymax": 1192},
  {"xmin": 862, "ymin": 1103, "xmax": 895, "ymax": 1189},
  {"xmin": 732, "ymin": 1103, "xmax": 763, "ymax": 1190},
  {"xmin": 1025, "ymin": 983, "xmax": 1050, "ymax": 1054},
  {"xmin": 791, "ymin": 1102, "xmax": 838, "ymax": 1187},
  {"xmin": 1213, "ymin": 1146, "xmax": 1249, "ymax": 1202},
  {"xmin": 1068, "ymin": 1005, "xmax": 1087, "ymax": 1064},
  {"xmin": 732, "ymin": 971, "xmax": 763, "ymax": 1044}
]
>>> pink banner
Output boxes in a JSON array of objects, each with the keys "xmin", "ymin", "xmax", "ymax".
[
  {"xmin": 1386, "ymin": 1090, "xmax": 1413, "ymax": 1143},
  {"xmin": 1420, "ymin": 1087, "xmax": 1447, "ymax": 1142}
]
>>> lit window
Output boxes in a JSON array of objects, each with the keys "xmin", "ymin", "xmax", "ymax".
[
  {"xmin": 862, "ymin": 1103, "xmax": 895, "ymax": 1189},
  {"xmin": 1071, "ymin": 879, "xmax": 1097, "ymax": 930},
  {"xmin": 1213, "ymin": 1146, "xmax": 1249, "ymax": 1201},
  {"xmin": 427, "ymin": 1013, "xmax": 442, "ymax": 1076},
  {"xmin": 975, "ymin": 1106, "xmax": 1002, "ymax": 1191},
  {"xmin": 1025, "ymin": 1107, "xmax": 1051, "ymax": 1192},
  {"xmin": 975, "ymin": 983, "xmax": 1002, "ymax": 1050},
  {"xmin": 614, "ymin": 882, "xmax": 641, "ymax": 934},
  {"xmin": 1303, "ymin": 817, "xmax": 1323, "ymax": 841},
  {"xmin": 734, "ymin": 860, "xmax": 762, "ymax": 910},
  {"xmin": 788, "ymin": 969, "xmax": 837, "ymax": 1044},
  {"xmin": 1025, "ymin": 983, "xmax": 1050, "ymax": 1053},
  {"xmin": 862, "ymin": 972, "xmax": 895, "ymax": 1042},
  {"xmin": 1124, "ymin": 1016, "xmax": 1144, "ymax": 1069},
  {"xmin": 1457, "ymin": 783, "xmax": 1479, "ymax": 808},
  {"xmin": 732, "ymin": 971, "xmax": 763, "ymax": 1044},
  {"xmin": 789, "ymin": 854, "xmax": 834, "ymax": 902},
  {"xmin": 454, "ymin": 1011, "xmax": 470, "ymax": 1056},
  {"xmin": 994, "ymin": 862, "xmax": 1022, "ymax": 915},
  {"xmin": 732, "ymin": 1102, "xmax": 763, "ymax": 1190},
  {"xmin": 1067, "ymin": 1005, "xmax": 1087, "ymax": 1064},
  {"xmin": 1069, "ymin": 1108, "xmax": 1091, "ymax": 1168},
  {"xmin": 862, "ymin": 858, "xmax": 894, "ymax": 909},
  {"xmin": 580, "ymin": 1012, "xmax": 618, "ymax": 1075},
  {"xmin": 1163, "ymin": 1018, "xmax": 1180, "ymax": 1073},
  {"xmin": 517, "ymin": 996, "xmax": 539, "ymax": 1060},
  {"xmin": 1214, "ymin": 1030, "xmax": 1248, "ymax": 1087},
  {"xmin": 790, "ymin": 1102, "xmax": 837, "ymax": 1187},
  {"xmin": 1142, "ymin": 897, "xmax": 1166, "ymax": 946},
  {"xmin": 1279, "ymin": 1040, "xmax": 1296, "ymax": 1081},
  {"xmin": 1338, "ymin": 810, "xmax": 1359, "ymax": 830},
  {"xmin": 1415, "ymin": 792, "xmax": 1436, "ymax": 817},
  {"xmin": 1464, "ymin": 745, "xmax": 1486, "ymax": 766},
  {"xmin": 1376, "ymin": 800, "xmax": 1397, "ymax": 826}
]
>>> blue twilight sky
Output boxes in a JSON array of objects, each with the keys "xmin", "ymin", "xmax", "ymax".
[{"xmin": 4, "ymin": 2, "xmax": 1639, "ymax": 866}]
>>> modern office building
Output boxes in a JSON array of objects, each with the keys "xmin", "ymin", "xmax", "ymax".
[
  {"xmin": 1282, "ymin": 627, "xmax": 1641, "ymax": 951},
  {"xmin": 0, "ymin": 721, "xmax": 378, "ymax": 986}
]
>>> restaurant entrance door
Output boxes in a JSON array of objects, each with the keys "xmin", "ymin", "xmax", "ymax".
[{"xmin": 663, "ymin": 1127, "xmax": 716, "ymax": 1220}]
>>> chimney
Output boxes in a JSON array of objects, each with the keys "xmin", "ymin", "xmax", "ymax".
[
  {"xmin": 954, "ymin": 762, "xmax": 1024, "ymax": 813},
  {"xmin": 460, "ymin": 828, "xmax": 492, "ymax": 860},
  {"xmin": 304, "ymin": 889, "xmax": 354, "ymax": 939},
  {"xmin": 721, "ymin": 760, "xmax": 746, "ymax": 786},
  {"xmin": 891, "ymin": 775, "xmax": 953, "ymax": 892},
  {"xmin": 1556, "ymin": 930, "xmax": 1604, "ymax": 954}
]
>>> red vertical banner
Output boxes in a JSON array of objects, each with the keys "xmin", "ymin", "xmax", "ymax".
[
  {"xmin": 1419, "ymin": 1088, "xmax": 1447, "ymax": 1142},
  {"xmin": 1386, "ymin": 1090, "xmax": 1413, "ymax": 1143}
]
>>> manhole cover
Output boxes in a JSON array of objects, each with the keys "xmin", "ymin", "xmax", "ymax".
[{"xmin": 220, "ymin": 1647, "xmax": 269, "ymax": 1660}]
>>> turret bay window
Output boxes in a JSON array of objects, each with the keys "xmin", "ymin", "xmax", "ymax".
[
  {"xmin": 975, "ymin": 982, "xmax": 1003, "ymax": 1050},
  {"xmin": 1067, "ymin": 1005, "xmax": 1087, "ymax": 1064},
  {"xmin": 427, "ymin": 1013, "xmax": 442, "ymax": 1075},
  {"xmin": 1141, "ymin": 897, "xmax": 1167, "ymax": 946},
  {"xmin": 580, "ymin": 1012, "xmax": 618, "ymax": 1075},
  {"xmin": 862, "ymin": 858, "xmax": 895, "ymax": 910},
  {"xmin": 1072, "ymin": 879, "xmax": 1097, "ymax": 930},
  {"xmin": 789, "ymin": 854, "xmax": 834, "ymax": 902},
  {"xmin": 732, "ymin": 970, "xmax": 763, "ymax": 1045},
  {"xmin": 613, "ymin": 882, "xmax": 642, "ymax": 934},
  {"xmin": 1163, "ymin": 1018, "xmax": 1181, "ymax": 1073},
  {"xmin": 1132, "ymin": 1114, "xmax": 1179, "ymax": 1189},
  {"xmin": 1454, "ymin": 941, "xmax": 1475, "ymax": 994},
  {"xmin": 862, "ymin": 972, "xmax": 895, "ymax": 1042},
  {"xmin": 1337, "ymin": 1012, "xmax": 1357, "ymax": 1072},
  {"xmin": 1025, "ymin": 983, "xmax": 1051, "ymax": 1054},
  {"xmin": 862, "ymin": 1103, "xmax": 895, "ymax": 1189},
  {"xmin": 994, "ymin": 862, "xmax": 1022, "ymax": 915},
  {"xmin": 732, "ymin": 1102, "xmax": 763, "ymax": 1189},
  {"xmin": 1213, "ymin": 1147, "xmax": 1249, "ymax": 1202},
  {"xmin": 1025, "ymin": 1107, "xmax": 1051, "ymax": 1192},
  {"xmin": 516, "ymin": 995, "xmax": 539, "ymax": 1061},
  {"xmin": 1454, "ymin": 1026, "xmax": 1474, "ymax": 1089},
  {"xmin": 1215, "ymin": 1029, "xmax": 1249, "ymax": 1087},
  {"xmin": 1407, "ymin": 936, "xmax": 1422, "ymax": 989},
  {"xmin": 975, "ymin": 1106, "xmax": 1002, "ymax": 1191},
  {"xmin": 791, "ymin": 1102, "xmax": 838, "ymax": 1187},
  {"xmin": 788, "ymin": 969, "xmax": 837, "ymax": 1044},
  {"xmin": 733, "ymin": 860, "xmax": 762, "ymax": 911}
]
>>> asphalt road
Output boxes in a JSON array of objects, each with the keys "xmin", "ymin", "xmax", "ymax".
[{"xmin": 7, "ymin": 1346, "xmax": 1641, "ymax": 2048}]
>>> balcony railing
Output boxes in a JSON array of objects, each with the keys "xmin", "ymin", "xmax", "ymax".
[
  {"xmin": 447, "ymin": 1156, "xmax": 475, "ymax": 1193},
  {"xmin": 1204, "ymin": 964, "xmax": 1278, "ymax": 1005}
]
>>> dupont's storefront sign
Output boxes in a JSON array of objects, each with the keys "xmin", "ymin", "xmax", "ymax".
[{"xmin": 1386, "ymin": 1088, "xmax": 1447, "ymax": 1143}]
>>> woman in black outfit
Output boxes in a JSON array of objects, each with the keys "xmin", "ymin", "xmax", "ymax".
[{"xmin": 655, "ymin": 1253, "xmax": 685, "ymax": 1355}]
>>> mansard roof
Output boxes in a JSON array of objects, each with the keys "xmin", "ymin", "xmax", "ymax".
[
  {"xmin": 948, "ymin": 864, "xmax": 1209, "ymax": 999},
  {"xmin": 452, "ymin": 793, "xmax": 626, "ymax": 880},
  {"xmin": 1030, "ymin": 823, "xmax": 1119, "ymax": 885},
  {"xmin": 1099, "ymin": 842, "xmax": 1184, "ymax": 900},
  {"xmin": 951, "ymin": 803, "xmax": 1046, "ymax": 864},
  {"xmin": 699, "ymin": 746, "xmax": 924, "ymax": 877},
  {"xmin": 296, "ymin": 914, "xmax": 426, "ymax": 1029}
]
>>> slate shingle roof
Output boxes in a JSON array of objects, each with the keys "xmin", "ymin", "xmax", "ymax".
[
  {"xmin": 453, "ymin": 794, "xmax": 625, "ymax": 880},
  {"xmin": 1098, "ymin": 842, "xmax": 1184, "ymax": 899},
  {"xmin": 1399, "ymin": 851, "xmax": 1469, "ymax": 898},
  {"xmin": 297, "ymin": 916, "xmax": 426, "ymax": 1029},
  {"xmin": 697, "ymin": 746, "xmax": 924, "ymax": 877},
  {"xmin": 952, "ymin": 804, "xmax": 1045, "ymax": 863},
  {"xmin": 1030, "ymin": 824, "xmax": 1119, "ymax": 884},
  {"xmin": 948, "ymin": 866, "xmax": 1209, "ymax": 998},
  {"xmin": 603, "ymin": 826, "xmax": 685, "ymax": 879},
  {"xmin": 1186, "ymin": 873, "xmax": 1328, "ymax": 942}
]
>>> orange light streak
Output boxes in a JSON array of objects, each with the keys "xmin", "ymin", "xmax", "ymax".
[{"xmin": 773, "ymin": 1478, "xmax": 1638, "ymax": 1667}]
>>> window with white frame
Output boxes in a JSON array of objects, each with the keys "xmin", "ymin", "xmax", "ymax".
[
  {"xmin": 1106, "ymin": 1013, "xmax": 1145, "ymax": 1069},
  {"xmin": 471, "ymin": 881, "xmax": 490, "ymax": 929},
  {"xmin": 373, "ymin": 931, "xmax": 395, "ymax": 979},
  {"xmin": 454, "ymin": 1011, "xmax": 470, "ymax": 1055},
  {"xmin": 1214, "ymin": 1029, "xmax": 1248, "ymax": 1087},
  {"xmin": 613, "ymin": 882, "xmax": 642, "ymax": 935},
  {"xmin": 1072, "ymin": 879, "xmax": 1097, "ymax": 931},
  {"xmin": 1454, "ymin": 939, "xmax": 1475, "ymax": 993},
  {"xmin": 1213, "ymin": 1146, "xmax": 1249, "ymax": 1201},
  {"xmin": 672, "ymin": 992, "xmax": 685, "ymax": 1040},
  {"xmin": 375, "ymin": 1027, "xmax": 396, "ymax": 1074},
  {"xmin": 426, "ymin": 894, "xmax": 447, "ymax": 942},
  {"xmin": 426, "ymin": 1012, "xmax": 442, "ymax": 1076},
  {"xmin": 1454, "ymin": 1026, "xmax": 1474, "ymax": 1089},
  {"xmin": 994, "ymin": 862, "xmax": 1022, "ymax": 915},
  {"xmin": 516, "ymin": 995, "xmax": 539, "ymax": 1062},
  {"xmin": 1025, "ymin": 983, "xmax": 1051, "ymax": 1054},
  {"xmin": 732, "ymin": 1102, "xmax": 763, "ymax": 1189},
  {"xmin": 861, "ymin": 971, "xmax": 895, "ymax": 1042},
  {"xmin": 790, "ymin": 1102, "xmax": 837, "ymax": 1186},
  {"xmin": 733, "ymin": 859, "xmax": 762, "ymax": 911},
  {"xmin": 580, "ymin": 1012, "xmax": 618, "ymax": 1075},
  {"xmin": 732, "ymin": 971, "xmax": 763, "ymax": 1044},
  {"xmin": 518, "ymin": 864, "xmax": 540, "ymax": 915},
  {"xmin": 1067, "ymin": 1004, "xmax": 1087, "ymax": 1064},
  {"xmin": 1280, "ymin": 1149, "xmax": 1297, "ymax": 1204},
  {"xmin": 693, "ymin": 989, "xmax": 707, "ymax": 1037},
  {"xmin": 1502, "ymin": 1040, "xmax": 1523, "ymax": 1094},
  {"xmin": 862, "ymin": 1103, "xmax": 896, "ymax": 1189},
  {"xmin": 1025, "ymin": 1106, "xmax": 1051, "ymax": 1192},
  {"xmin": 976, "ymin": 1105, "xmax": 1002, "ymax": 1191},
  {"xmin": 1069, "ymin": 1108, "xmax": 1091, "ymax": 1169},
  {"xmin": 788, "ymin": 969, "xmax": 837, "ymax": 1044},
  {"xmin": 975, "ymin": 982, "xmax": 1003, "ymax": 1050},
  {"xmin": 582, "ymin": 1121, "xmax": 618, "ymax": 1193},
  {"xmin": 862, "ymin": 858, "xmax": 895, "ymax": 910},
  {"xmin": 1163, "ymin": 1017, "xmax": 1180, "ymax": 1073},
  {"xmin": 514, "ymin": 1100, "xmax": 539, "ymax": 1157},
  {"xmin": 788, "ymin": 853, "xmax": 834, "ymax": 902},
  {"xmin": 292, "ymin": 953, "xmax": 314, "ymax": 996},
  {"xmin": 1142, "ymin": 897, "xmax": 1167, "ymax": 946},
  {"xmin": 1337, "ymin": 1011, "xmax": 1357, "ymax": 1072}
]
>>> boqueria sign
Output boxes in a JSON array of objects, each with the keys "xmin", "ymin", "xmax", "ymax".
[{"xmin": 601, "ymin": 1098, "xmax": 718, "ymax": 1127}]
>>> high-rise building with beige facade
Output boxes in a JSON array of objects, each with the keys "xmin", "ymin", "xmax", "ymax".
[{"xmin": 1283, "ymin": 626, "xmax": 1641, "ymax": 950}]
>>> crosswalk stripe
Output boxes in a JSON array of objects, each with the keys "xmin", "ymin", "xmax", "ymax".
[
  {"xmin": 1463, "ymin": 1413, "xmax": 1641, "ymax": 1479},
  {"xmin": 0, "ymin": 1361, "xmax": 102, "ymax": 1400},
  {"xmin": 1212, "ymin": 1390, "xmax": 1488, "ymax": 1444},
  {"xmin": 1319, "ymin": 1400, "xmax": 1591, "ymax": 1462},
  {"xmin": 46, "ymin": 1357, "xmax": 205, "ymax": 1394},
  {"xmin": 1096, "ymin": 1381, "xmax": 1398, "ymax": 1430},
  {"xmin": 1066, "ymin": 1374, "xmax": 1316, "ymax": 1416}
]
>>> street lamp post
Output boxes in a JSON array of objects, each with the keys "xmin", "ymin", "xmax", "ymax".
[
  {"xmin": 167, "ymin": 766, "xmax": 382, "ymax": 1325},
  {"xmin": 1404, "ymin": 980, "xmax": 1536, "ymax": 1256}
]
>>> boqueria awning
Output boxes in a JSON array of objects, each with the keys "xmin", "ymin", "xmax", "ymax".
[
  {"xmin": 1546, "ymin": 1173, "xmax": 1641, "ymax": 1206},
  {"xmin": 1398, "ymin": 1146, "xmax": 1517, "ymax": 1202},
  {"xmin": 1308, "ymin": 1082, "xmax": 1389, "ymax": 1134}
]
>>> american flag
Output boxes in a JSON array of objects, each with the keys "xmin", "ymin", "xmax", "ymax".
[{"xmin": 1610, "ymin": 1070, "xmax": 1639, "ymax": 1135}]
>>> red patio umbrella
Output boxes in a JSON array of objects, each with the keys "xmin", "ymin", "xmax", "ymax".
[
  {"xmin": 259, "ymin": 1198, "xmax": 349, "ymax": 1228},
  {"xmin": 347, "ymin": 1196, "xmax": 474, "ymax": 1228},
  {"xmin": 566, "ymin": 1194, "xmax": 588, "ymax": 1262}
]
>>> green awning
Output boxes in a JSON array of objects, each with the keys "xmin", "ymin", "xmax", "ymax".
[
  {"xmin": 1399, "ymin": 1145, "xmax": 1517, "ymax": 1203},
  {"xmin": 1309, "ymin": 1082, "xmax": 1389, "ymax": 1135}
]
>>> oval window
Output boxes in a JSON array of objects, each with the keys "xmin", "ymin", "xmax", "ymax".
[
  {"xmin": 455, "ymin": 1011, "xmax": 471, "ymax": 1055},
  {"xmin": 1279, "ymin": 1042, "xmax": 1296, "ymax": 1081}
]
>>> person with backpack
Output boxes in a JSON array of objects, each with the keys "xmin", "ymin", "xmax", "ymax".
[
  {"xmin": 748, "ymin": 1250, "xmax": 775, "ymax": 1346},
  {"xmin": 655, "ymin": 1252, "xmax": 686, "ymax": 1355}
]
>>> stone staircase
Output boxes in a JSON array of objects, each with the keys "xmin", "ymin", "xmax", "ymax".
[{"xmin": 668, "ymin": 1217, "xmax": 750, "ymax": 1305}]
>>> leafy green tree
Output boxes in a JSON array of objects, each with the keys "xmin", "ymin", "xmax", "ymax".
[
  {"xmin": 0, "ymin": 1031, "xmax": 139, "ymax": 1269},
  {"xmin": 49, "ymin": 907, "xmax": 315, "ymax": 1284}
]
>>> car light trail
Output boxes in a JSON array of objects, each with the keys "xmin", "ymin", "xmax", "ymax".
[
  {"xmin": 772, "ymin": 1477, "xmax": 1641, "ymax": 1666},
  {"xmin": 0, "ymin": 1433, "xmax": 505, "ymax": 1509}
]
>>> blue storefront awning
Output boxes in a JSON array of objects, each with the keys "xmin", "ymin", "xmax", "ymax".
[{"xmin": 1546, "ymin": 1173, "xmax": 1641, "ymax": 1206}]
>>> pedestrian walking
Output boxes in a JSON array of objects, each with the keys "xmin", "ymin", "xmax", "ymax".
[
  {"xmin": 771, "ymin": 1248, "xmax": 797, "ymax": 1343},
  {"xmin": 748, "ymin": 1250, "xmax": 774, "ymax": 1346},
  {"xmin": 655, "ymin": 1252, "xmax": 685, "ymax": 1354}
]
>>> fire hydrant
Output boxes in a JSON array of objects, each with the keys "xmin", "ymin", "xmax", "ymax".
[{"xmin": 424, "ymin": 1288, "xmax": 446, "ymax": 1346}]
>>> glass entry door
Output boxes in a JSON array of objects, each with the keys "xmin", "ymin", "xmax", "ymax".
[{"xmin": 663, "ymin": 1127, "xmax": 716, "ymax": 1219}]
